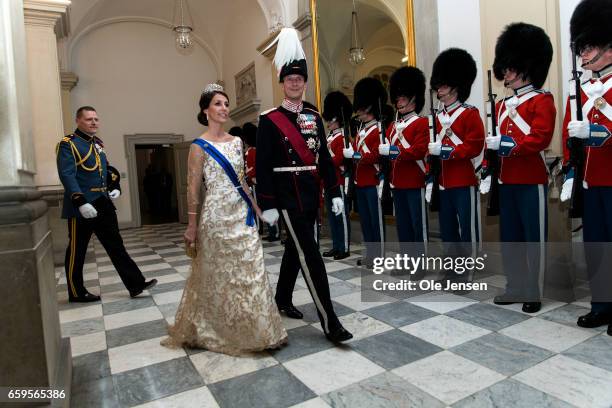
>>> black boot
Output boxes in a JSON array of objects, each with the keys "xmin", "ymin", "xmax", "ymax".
[{"xmin": 322, "ymin": 249, "xmax": 338, "ymax": 258}]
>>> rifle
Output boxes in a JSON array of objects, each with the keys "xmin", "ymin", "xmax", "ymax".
[
  {"xmin": 483, "ymin": 70, "xmax": 500, "ymax": 216},
  {"xmin": 377, "ymin": 99, "xmax": 393, "ymax": 214},
  {"xmin": 427, "ymin": 89, "xmax": 441, "ymax": 212},
  {"xmin": 563, "ymin": 45, "xmax": 585, "ymax": 218},
  {"xmin": 341, "ymin": 110, "xmax": 355, "ymax": 200}
]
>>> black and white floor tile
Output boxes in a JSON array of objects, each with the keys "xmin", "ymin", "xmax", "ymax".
[{"xmin": 56, "ymin": 223, "xmax": 612, "ymax": 408}]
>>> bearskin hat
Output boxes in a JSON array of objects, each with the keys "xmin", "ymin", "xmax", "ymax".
[
  {"xmin": 570, "ymin": 0, "xmax": 612, "ymax": 55},
  {"xmin": 322, "ymin": 91, "xmax": 353, "ymax": 125},
  {"xmin": 228, "ymin": 126, "xmax": 243, "ymax": 137},
  {"xmin": 493, "ymin": 23, "xmax": 553, "ymax": 88},
  {"xmin": 242, "ymin": 122, "xmax": 257, "ymax": 147},
  {"xmin": 430, "ymin": 48, "xmax": 477, "ymax": 102},
  {"xmin": 352, "ymin": 77, "xmax": 388, "ymax": 119},
  {"xmin": 389, "ymin": 66, "xmax": 426, "ymax": 113}
]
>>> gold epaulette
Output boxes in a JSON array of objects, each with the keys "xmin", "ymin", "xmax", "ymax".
[{"xmin": 260, "ymin": 107, "xmax": 277, "ymax": 116}]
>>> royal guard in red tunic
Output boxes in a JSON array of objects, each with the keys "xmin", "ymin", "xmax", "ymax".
[
  {"xmin": 486, "ymin": 23, "xmax": 555, "ymax": 314},
  {"xmin": 380, "ymin": 66, "xmax": 429, "ymax": 256},
  {"xmin": 322, "ymin": 91, "xmax": 352, "ymax": 260},
  {"xmin": 428, "ymin": 48, "xmax": 485, "ymax": 266},
  {"xmin": 344, "ymin": 77, "xmax": 388, "ymax": 268},
  {"xmin": 560, "ymin": 0, "xmax": 612, "ymax": 334}
]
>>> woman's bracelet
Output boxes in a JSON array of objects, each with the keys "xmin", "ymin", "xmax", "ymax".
[{"xmin": 187, "ymin": 212, "xmax": 197, "ymax": 215}]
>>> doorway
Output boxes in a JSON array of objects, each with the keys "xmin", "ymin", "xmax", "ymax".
[
  {"xmin": 125, "ymin": 134, "xmax": 185, "ymax": 228},
  {"xmin": 136, "ymin": 144, "xmax": 179, "ymax": 225}
]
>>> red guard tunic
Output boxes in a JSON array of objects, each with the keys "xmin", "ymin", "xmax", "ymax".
[
  {"xmin": 354, "ymin": 120, "xmax": 381, "ymax": 187},
  {"xmin": 245, "ymin": 146, "xmax": 256, "ymax": 186},
  {"xmin": 387, "ymin": 113, "xmax": 429, "ymax": 189},
  {"xmin": 562, "ymin": 67, "xmax": 612, "ymax": 187},
  {"xmin": 326, "ymin": 128, "xmax": 345, "ymax": 185},
  {"xmin": 435, "ymin": 101, "xmax": 485, "ymax": 189},
  {"xmin": 496, "ymin": 85, "xmax": 556, "ymax": 185}
]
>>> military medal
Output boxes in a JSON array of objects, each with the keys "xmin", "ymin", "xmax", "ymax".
[
  {"xmin": 595, "ymin": 97, "xmax": 606, "ymax": 110},
  {"xmin": 510, "ymin": 109, "xmax": 518, "ymax": 118},
  {"xmin": 445, "ymin": 128, "xmax": 453, "ymax": 137},
  {"xmin": 306, "ymin": 137, "xmax": 317, "ymax": 150}
]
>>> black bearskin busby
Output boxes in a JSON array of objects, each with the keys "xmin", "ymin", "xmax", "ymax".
[
  {"xmin": 242, "ymin": 122, "xmax": 257, "ymax": 147},
  {"xmin": 352, "ymin": 77, "xmax": 388, "ymax": 120},
  {"xmin": 322, "ymin": 91, "xmax": 353, "ymax": 125},
  {"xmin": 570, "ymin": 0, "xmax": 612, "ymax": 55},
  {"xmin": 430, "ymin": 48, "xmax": 477, "ymax": 102},
  {"xmin": 493, "ymin": 23, "xmax": 553, "ymax": 89},
  {"xmin": 389, "ymin": 66, "xmax": 426, "ymax": 113},
  {"xmin": 228, "ymin": 126, "xmax": 243, "ymax": 137}
]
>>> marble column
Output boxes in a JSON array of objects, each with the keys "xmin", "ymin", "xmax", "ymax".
[
  {"xmin": 60, "ymin": 71, "xmax": 78, "ymax": 135},
  {"xmin": 0, "ymin": 0, "xmax": 71, "ymax": 406},
  {"xmin": 24, "ymin": 0, "xmax": 71, "ymax": 265},
  {"xmin": 23, "ymin": 0, "xmax": 68, "ymax": 189}
]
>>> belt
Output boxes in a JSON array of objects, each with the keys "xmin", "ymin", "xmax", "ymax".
[
  {"xmin": 273, "ymin": 166, "xmax": 317, "ymax": 172},
  {"xmin": 90, "ymin": 187, "xmax": 107, "ymax": 192}
]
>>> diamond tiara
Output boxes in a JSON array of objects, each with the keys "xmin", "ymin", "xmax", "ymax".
[{"xmin": 203, "ymin": 83, "xmax": 224, "ymax": 95}]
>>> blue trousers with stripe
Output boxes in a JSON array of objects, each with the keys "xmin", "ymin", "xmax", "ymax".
[
  {"xmin": 438, "ymin": 186, "xmax": 480, "ymax": 243},
  {"xmin": 324, "ymin": 187, "xmax": 351, "ymax": 253},
  {"xmin": 583, "ymin": 186, "xmax": 612, "ymax": 313},
  {"xmin": 499, "ymin": 184, "xmax": 547, "ymax": 301},
  {"xmin": 393, "ymin": 188, "xmax": 427, "ymax": 243},
  {"xmin": 355, "ymin": 186, "xmax": 385, "ymax": 261}
]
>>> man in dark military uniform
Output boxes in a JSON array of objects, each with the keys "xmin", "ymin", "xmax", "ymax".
[
  {"xmin": 257, "ymin": 28, "xmax": 352, "ymax": 343},
  {"xmin": 56, "ymin": 106, "xmax": 157, "ymax": 302}
]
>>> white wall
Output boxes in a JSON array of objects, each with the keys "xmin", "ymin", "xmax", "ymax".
[
  {"xmin": 70, "ymin": 21, "xmax": 218, "ymax": 224},
  {"xmin": 221, "ymin": 0, "xmax": 273, "ymax": 124},
  {"xmin": 436, "ymin": 0, "xmax": 485, "ymax": 119}
]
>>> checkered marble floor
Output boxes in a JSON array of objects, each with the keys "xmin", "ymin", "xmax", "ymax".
[{"xmin": 56, "ymin": 223, "xmax": 612, "ymax": 408}]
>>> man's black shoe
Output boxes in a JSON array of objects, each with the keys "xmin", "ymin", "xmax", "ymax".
[
  {"xmin": 522, "ymin": 302, "xmax": 541, "ymax": 314},
  {"xmin": 333, "ymin": 251, "xmax": 350, "ymax": 260},
  {"xmin": 69, "ymin": 291, "xmax": 101, "ymax": 303},
  {"xmin": 493, "ymin": 294, "xmax": 518, "ymax": 305},
  {"xmin": 326, "ymin": 326, "xmax": 353, "ymax": 343},
  {"xmin": 277, "ymin": 304, "xmax": 303, "ymax": 319},
  {"xmin": 267, "ymin": 234, "xmax": 280, "ymax": 242},
  {"xmin": 322, "ymin": 249, "xmax": 338, "ymax": 257},
  {"xmin": 356, "ymin": 258, "xmax": 373, "ymax": 269},
  {"xmin": 129, "ymin": 279, "xmax": 158, "ymax": 298},
  {"xmin": 577, "ymin": 311, "xmax": 611, "ymax": 328}
]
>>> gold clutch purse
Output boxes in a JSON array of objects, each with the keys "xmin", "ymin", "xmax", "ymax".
[{"xmin": 185, "ymin": 244, "xmax": 197, "ymax": 259}]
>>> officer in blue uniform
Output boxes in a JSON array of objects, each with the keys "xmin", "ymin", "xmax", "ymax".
[{"xmin": 57, "ymin": 106, "xmax": 157, "ymax": 302}]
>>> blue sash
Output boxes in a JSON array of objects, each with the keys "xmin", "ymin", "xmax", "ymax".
[{"xmin": 192, "ymin": 139, "xmax": 255, "ymax": 227}]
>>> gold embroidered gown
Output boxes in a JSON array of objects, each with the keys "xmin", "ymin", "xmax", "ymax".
[{"xmin": 162, "ymin": 137, "xmax": 287, "ymax": 355}]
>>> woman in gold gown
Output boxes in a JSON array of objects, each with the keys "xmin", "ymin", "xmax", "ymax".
[{"xmin": 162, "ymin": 84, "xmax": 287, "ymax": 355}]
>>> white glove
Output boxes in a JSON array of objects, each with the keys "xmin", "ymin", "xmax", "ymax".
[
  {"xmin": 376, "ymin": 181, "xmax": 384, "ymax": 200},
  {"xmin": 479, "ymin": 175, "xmax": 491, "ymax": 194},
  {"xmin": 343, "ymin": 146, "xmax": 354, "ymax": 159},
  {"xmin": 560, "ymin": 177, "xmax": 574, "ymax": 202},
  {"xmin": 378, "ymin": 143, "xmax": 390, "ymax": 156},
  {"xmin": 428, "ymin": 141, "xmax": 441, "ymax": 156},
  {"xmin": 425, "ymin": 182, "xmax": 433, "ymax": 203},
  {"xmin": 109, "ymin": 189, "xmax": 121, "ymax": 199},
  {"xmin": 568, "ymin": 120, "xmax": 590, "ymax": 139},
  {"xmin": 486, "ymin": 135, "xmax": 501, "ymax": 150},
  {"xmin": 331, "ymin": 197, "xmax": 344, "ymax": 216},
  {"xmin": 261, "ymin": 209, "xmax": 279, "ymax": 225},
  {"xmin": 79, "ymin": 203, "xmax": 98, "ymax": 219}
]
